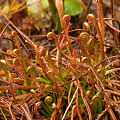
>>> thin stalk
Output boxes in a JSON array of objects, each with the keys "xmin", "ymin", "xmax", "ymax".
[
  {"xmin": 35, "ymin": 46, "xmax": 50, "ymax": 80},
  {"xmin": 110, "ymin": 0, "xmax": 119, "ymax": 45},
  {"xmin": 51, "ymin": 93, "xmax": 63, "ymax": 120},
  {"xmin": 62, "ymin": 87, "xmax": 78, "ymax": 120},
  {"xmin": 12, "ymin": 32, "xmax": 28, "ymax": 89},
  {"xmin": 87, "ymin": 14, "xmax": 105, "ymax": 61}
]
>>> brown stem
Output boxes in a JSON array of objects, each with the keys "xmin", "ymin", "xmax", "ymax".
[
  {"xmin": 50, "ymin": 93, "xmax": 63, "ymax": 120},
  {"xmin": 108, "ymin": 108, "xmax": 117, "ymax": 120},
  {"xmin": 96, "ymin": 106, "xmax": 110, "ymax": 120},
  {"xmin": 110, "ymin": 0, "xmax": 119, "ymax": 45}
]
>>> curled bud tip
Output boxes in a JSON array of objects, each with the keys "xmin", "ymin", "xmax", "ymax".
[
  {"xmin": 30, "ymin": 89, "xmax": 36, "ymax": 94},
  {"xmin": 45, "ymin": 96, "xmax": 53, "ymax": 103},
  {"xmin": 79, "ymin": 32, "xmax": 90, "ymax": 42},
  {"xmin": 87, "ymin": 14, "xmax": 95, "ymax": 21},
  {"xmin": 63, "ymin": 15, "xmax": 71, "ymax": 22},
  {"xmin": 83, "ymin": 22, "xmax": 90, "ymax": 31},
  {"xmin": 81, "ymin": 57, "xmax": 88, "ymax": 62},
  {"xmin": 13, "ymin": 49, "xmax": 19, "ymax": 53},
  {"xmin": 47, "ymin": 32, "xmax": 56, "ymax": 40},
  {"xmin": 11, "ymin": 31, "xmax": 17, "ymax": 36}
]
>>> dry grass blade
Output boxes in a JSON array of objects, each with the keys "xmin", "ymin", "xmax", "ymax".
[
  {"xmin": 0, "ymin": 107, "xmax": 7, "ymax": 120},
  {"xmin": 8, "ymin": 102, "xmax": 16, "ymax": 120},
  {"xmin": 20, "ymin": 104, "xmax": 33, "ymax": 120},
  {"xmin": 62, "ymin": 88, "xmax": 78, "ymax": 120},
  {"xmin": 96, "ymin": 106, "xmax": 110, "ymax": 120},
  {"xmin": 78, "ymin": 82, "xmax": 92, "ymax": 120}
]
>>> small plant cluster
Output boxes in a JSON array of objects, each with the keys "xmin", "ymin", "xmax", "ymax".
[{"xmin": 0, "ymin": 0, "xmax": 120, "ymax": 120}]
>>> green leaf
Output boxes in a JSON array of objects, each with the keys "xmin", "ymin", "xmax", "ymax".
[
  {"xmin": 94, "ymin": 102, "xmax": 97, "ymax": 113},
  {"xmin": 40, "ymin": 110, "xmax": 50, "ymax": 118},
  {"xmin": 98, "ymin": 100, "xmax": 103, "ymax": 114},
  {"xmin": 27, "ymin": 66, "xmax": 37, "ymax": 77},
  {"xmin": 41, "ymin": 0, "xmax": 49, "ymax": 8},
  {"xmin": 64, "ymin": 0, "xmax": 83, "ymax": 16},
  {"xmin": 27, "ymin": 0, "xmax": 40, "ymax": 15},
  {"xmin": 86, "ymin": 86, "xmax": 91, "ymax": 91},
  {"xmin": 22, "ymin": 90, "xmax": 28, "ymax": 95},
  {"xmin": 15, "ymin": 88, "xmax": 21, "ymax": 95},
  {"xmin": 0, "ymin": 60, "xmax": 7, "ymax": 65},
  {"xmin": 62, "ymin": 71, "xmax": 68, "ymax": 78},
  {"xmin": 36, "ymin": 77, "xmax": 51, "ymax": 84},
  {"xmin": 2, "ymin": 5, "xmax": 10, "ymax": 13}
]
